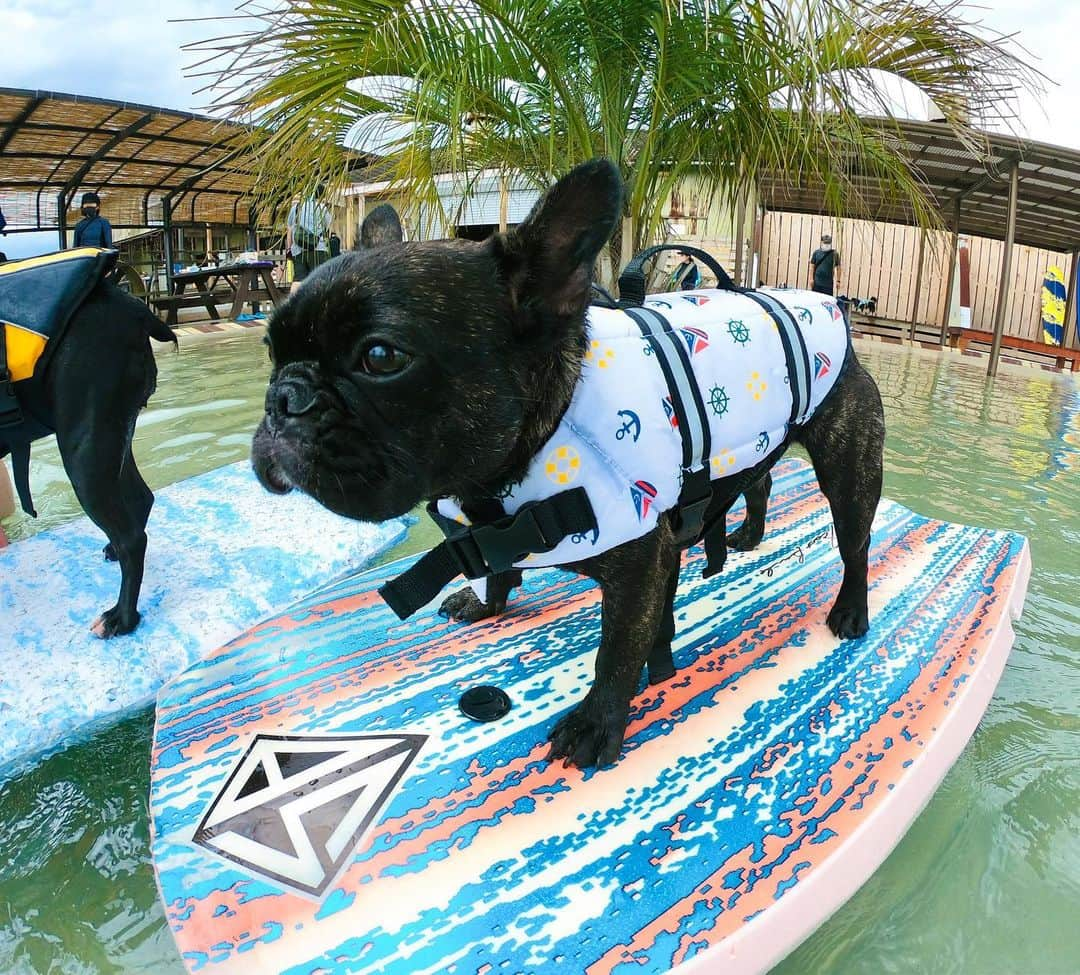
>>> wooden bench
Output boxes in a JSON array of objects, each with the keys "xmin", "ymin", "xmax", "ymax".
[
  {"xmin": 948, "ymin": 328, "xmax": 1080, "ymax": 372},
  {"xmin": 151, "ymin": 291, "xmax": 232, "ymax": 326}
]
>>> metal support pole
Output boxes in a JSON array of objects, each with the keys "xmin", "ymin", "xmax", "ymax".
[
  {"xmin": 988, "ymin": 163, "xmax": 1019, "ymax": 378},
  {"xmin": 162, "ymin": 198, "xmax": 175, "ymax": 295},
  {"xmin": 56, "ymin": 191, "xmax": 68, "ymax": 250},
  {"xmin": 1064, "ymin": 249, "xmax": 1080, "ymax": 350},
  {"xmin": 908, "ymin": 229, "xmax": 927, "ymax": 343},
  {"xmin": 939, "ymin": 197, "xmax": 961, "ymax": 346}
]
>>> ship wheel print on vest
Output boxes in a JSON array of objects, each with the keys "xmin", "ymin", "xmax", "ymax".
[{"xmin": 727, "ymin": 319, "xmax": 751, "ymax": 345}]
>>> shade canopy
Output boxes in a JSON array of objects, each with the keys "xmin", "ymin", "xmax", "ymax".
[
  {"xmin": 0, "ymin": 87, "xmax": 258, "ymax": 231},
  {"xmin": 758, "ymin": 117, "xmax": 1080, "ymax": 253}
]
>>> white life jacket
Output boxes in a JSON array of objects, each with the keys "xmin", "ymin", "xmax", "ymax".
[{"xmin": 434, "ymin": 287, "xmax": 849, "ymax": 568}]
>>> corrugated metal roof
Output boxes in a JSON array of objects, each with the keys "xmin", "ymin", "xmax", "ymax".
[{"xmin": 758, "ymin": 118, "xmax": 1080, "ymax": 252}]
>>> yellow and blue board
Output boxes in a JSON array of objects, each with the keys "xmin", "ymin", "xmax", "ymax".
[
  {"xmin": 1041, "ymin": 266, "xmax": 1066, "ymax": 346},
  {"xmin": 149, "ymin": 459, "xmax": 1030, "ymax": 975}
]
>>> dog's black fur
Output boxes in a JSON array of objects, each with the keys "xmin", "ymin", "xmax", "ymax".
[
  {"xmin": 253, "ymin": 160, "xmax": 885, "ymax": 767},
  {"xmin": 1, "ymin": 284, "xmax": 176, "ymax": 637}
]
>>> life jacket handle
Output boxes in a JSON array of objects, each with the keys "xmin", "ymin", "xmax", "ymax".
[{"xmin": 618, "ymin": 244, "xmax": 738, "ymax": 308}]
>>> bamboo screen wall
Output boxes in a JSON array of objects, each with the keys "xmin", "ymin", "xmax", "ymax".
[{"xmin": 759, "ymin": 211, "xmax": 1072, "ymax": 340}]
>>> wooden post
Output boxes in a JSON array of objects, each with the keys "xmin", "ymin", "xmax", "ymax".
[
  {"xmin": 1064, "ymin": 249, "xmax": 1080, "ymax": 350},
  {"xmin": 749, "ymin": 199, "xmax": 765, "ymax": 287},
  {"xmin": 988, "ymin": 162, "xmax": 1019, "ymax": 378},
  {"xmin": 733, "ymin": 189, "xmax": 747, "ymax": 286},
  {"xmin": 498, "ymin": 174, "xmax": 509, "ymax": 233},
  {"xmin": 939, "ymin": 197, "xmax": 961, "ymax": 346},
  {"xmin": 908, "ymin": 229, "xmax": 927, "ymax": 343}
]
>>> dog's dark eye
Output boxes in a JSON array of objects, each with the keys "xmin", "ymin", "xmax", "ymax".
[{"xmin": 360, "ymin": 343, "xmax": 411, "ymax": 376}]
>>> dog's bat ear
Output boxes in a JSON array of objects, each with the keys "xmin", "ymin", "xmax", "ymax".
[
  {"xmin": 358, "ymin": 204, "xmax": 404, "ymax": 249},
  {"xmin": 497, "ymin": 158, "xmax": 624, "ymax": 323}
]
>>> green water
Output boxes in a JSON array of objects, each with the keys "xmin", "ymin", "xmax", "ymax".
[{"xmin": 0, "ymin": 334, "xmax": 1077, "ymax": 973}]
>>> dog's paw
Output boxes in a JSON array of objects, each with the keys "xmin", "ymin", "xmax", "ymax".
[
  {"xmin": 726, "ymin": 525, "xmax": 763, "ymax": 552},
  {"xmin": 827, "ymin": 600, "xmax": 869, "ymax": 640},
  {"xmin": 547, "ymin": 694, "xmax": 629, "ymax": 769},
  {"xmin": 103, "ymin": 542, "xmax": 118, "ymax": 562},
  {"xmin": 91, "ymin": 606, "xmax": 141, "ymax": 639},
  {"xmin": 438, "ymin": 588, "xmax": 502, "ymax": 623}
]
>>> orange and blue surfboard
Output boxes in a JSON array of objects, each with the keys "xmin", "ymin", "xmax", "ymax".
[{"xmin": 149, "ymin": 459, "xmax": 1030, "ymax": 974}]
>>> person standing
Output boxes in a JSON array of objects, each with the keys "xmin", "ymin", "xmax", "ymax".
[
  {"xmin": 809, "ymin": 233, "xmax": 841, "ymax": 295},
  {"xmin": 72, "ymin": 192, "xmax": 113, "ymax": 248},
  {"xmin": 668, "ymin": 250, "xmax": 702, "ymax": 291},
  {"xmin": 287, "ymin": 188, "xmax": 332, "ymax": 291}
]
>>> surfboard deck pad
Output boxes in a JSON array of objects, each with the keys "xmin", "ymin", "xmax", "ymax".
[{"xmin": 149, "ymin": 459, "xmax": 1029, "ymax": 975}]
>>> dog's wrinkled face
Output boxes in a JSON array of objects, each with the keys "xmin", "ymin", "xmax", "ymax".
[{"xmin": 252, "ymin": 159, "xmax": 624, "ymax": 523}]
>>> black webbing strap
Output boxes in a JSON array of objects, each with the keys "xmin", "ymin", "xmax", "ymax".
[
  {"xmin": 742, "ymin": 291, "xmax": 812, "ymax": 425},
  {"xmin": 0, "ymin": 321, "xmax": 23, "ymax": 430},
  {"xmin": 624, "ymin": 306, "xmax": 713, "ymax": 547},
  {"xmin": 379, "ymin": 487, "xmax": 596, "ymax": 620}
]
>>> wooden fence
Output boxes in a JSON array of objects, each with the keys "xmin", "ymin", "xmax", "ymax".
[{"xmin": 759, "ymin": 211, "xmax": 1072, "ymax": 341}]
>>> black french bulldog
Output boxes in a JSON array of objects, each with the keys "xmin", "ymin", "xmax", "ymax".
[
  {"xmin": 1, "ymin": 284, "xmax": 176, "ymax": 637},
  {"xmin": 253, "ymin": 160, "xmax": 885, "ymax": 768}
]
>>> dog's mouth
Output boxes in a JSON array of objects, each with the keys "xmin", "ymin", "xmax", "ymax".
[
  {"xmin": 252, "ymin": 420, "xmax": 308, "ymax": 497},
  {"xmin": 261, "ymin": 458, "xmax": 294, "ymax": 495},
  {"xmin": 252, "ymin": 417, "xmax": 421, "ymax": 523}
]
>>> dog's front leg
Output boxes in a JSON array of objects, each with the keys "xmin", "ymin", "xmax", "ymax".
[
  {"xmin": 439, "ymin": 570, "xmax": 522, "ymax": 622},
  {"xmin": 549, "ymin": 527, "xmax": 679, "ymax": 768}
]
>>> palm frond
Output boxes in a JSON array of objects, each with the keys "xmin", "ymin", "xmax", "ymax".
[{"xmin": 187, "ymin": 0, "xmax": 1040, "ymax": 271}]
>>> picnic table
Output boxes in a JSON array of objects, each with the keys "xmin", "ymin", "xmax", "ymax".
[{"xmin": 153, "ymin": 260, "xmax": 284, "ymax": 326}]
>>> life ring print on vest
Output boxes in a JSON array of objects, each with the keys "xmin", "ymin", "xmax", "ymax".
[
  {"xmin": 584, "ymin": 339, "xmax": 616, "ymax": 369},
  {"xmin": 545, "ymin": 445, "xmax": 581, "ymax": 485}
]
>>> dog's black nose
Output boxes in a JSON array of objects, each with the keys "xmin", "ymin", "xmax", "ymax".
[{"xmin": 266, "ymin": 379, "xmax": 317, "ymax": 421}]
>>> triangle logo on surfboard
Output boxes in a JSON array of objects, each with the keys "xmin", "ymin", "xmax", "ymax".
[{"xmin": 192, "ymin": 732, "xmax": 426, "ymax": 898}]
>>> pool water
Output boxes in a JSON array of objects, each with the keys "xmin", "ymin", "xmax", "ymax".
[{"xmin": 0, "ymin": 334, "xmax": 1077, "ymax": 974}]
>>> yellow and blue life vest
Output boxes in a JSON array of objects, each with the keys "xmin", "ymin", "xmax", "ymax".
[{"xmin": 0, "ymin": 247, "xmax": 118, "ymax": 516}]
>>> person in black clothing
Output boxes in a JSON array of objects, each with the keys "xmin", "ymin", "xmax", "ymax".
[
  {"xmin": 809, "ymin": 233, "xmax": 840, "ymax": 295},
  {"xmin": 668, "ymin": 250, "xmax": 702, "ymax": 291},
  {"xmin": 72, "ymin": 192, "xmax": 113, "ymax": 249}
]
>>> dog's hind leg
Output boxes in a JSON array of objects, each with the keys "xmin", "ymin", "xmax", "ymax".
[
  {"xmin": 103, "ymin": 446, "xmax": 153, "ymax": 563},
  {"xmin": 726, "ymin": 472, "xmax": 773, "ymax": 552},
  {"xmin": 645, "ymin": 566, "xmax": 679, "ymax": 685},
  {"xmin": 57, "ymin": 431, "xmax": 150, "ymax": 638},
  {"xmin": 798, "ymin": 358, "xmax": 884, "ymax": 639}
]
